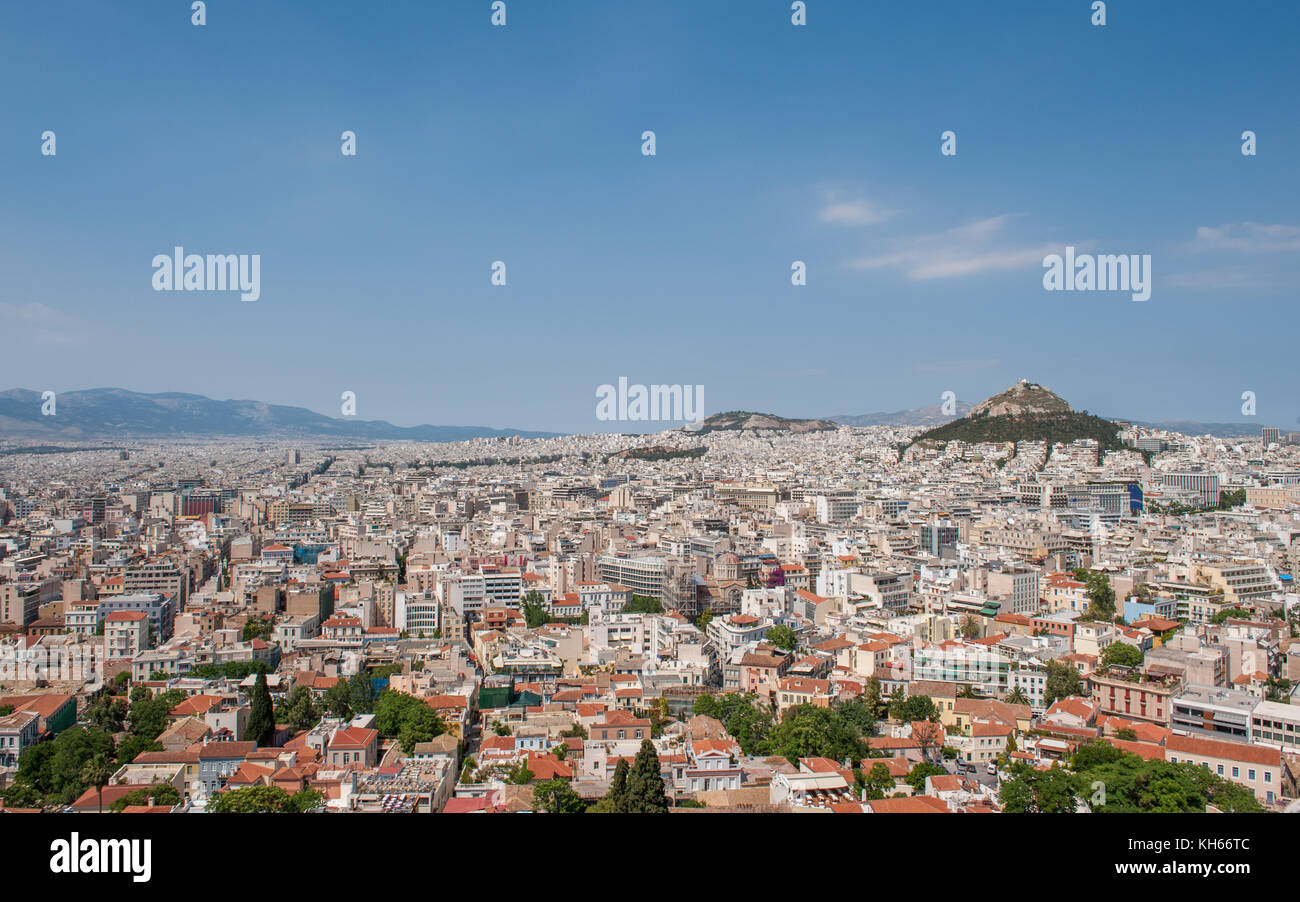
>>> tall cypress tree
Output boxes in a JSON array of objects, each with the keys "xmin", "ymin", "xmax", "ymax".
[
  {"xmin": 626, "ymin": 739, "xmax": 669, "ymax": 813},
  {"xmin": 247, "ymin": 671, "xmax": 275, "ymax": 747},
  {"xmin": 607, "ymin": 757, "xmax": 630, "ymax": 812}
]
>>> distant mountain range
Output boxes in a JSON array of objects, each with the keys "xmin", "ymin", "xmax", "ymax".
[
  {"xmin": 0, "ymin": 386, "xmax": 1273, "ymax": 444},
  {"xmin": 829, "ymin": 401, "xmax": 974, "ymax": 428},
  {"xmin": 909, "ymin": 380, "xmax": 1126, "ymax": 450},
  {"xmin": 0, "ymin": 388, "xmax": 558, "ymax": 442}
]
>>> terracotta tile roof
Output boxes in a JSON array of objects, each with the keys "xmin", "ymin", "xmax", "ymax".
[
  {"xmin": 866, "ymin": 795, "xmax": 951, "ymax": 813},
  {"xmin": 1166, "ymin": 733, "xmax": 1280, "ymax": 766}
]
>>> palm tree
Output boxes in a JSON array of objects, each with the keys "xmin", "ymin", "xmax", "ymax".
[
  {"xmin": 81, "ymin": 752, "xmax": 114, "ymax": 814},
  {"xmin": 1005, "ymin": 686, "xmax": 1030, "ymax": 707}
]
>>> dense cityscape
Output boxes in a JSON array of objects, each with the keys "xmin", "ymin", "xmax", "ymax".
[
  {"xmin": 1, "ymin": 6, "xmax": 1295, "ymax": 889},
  {"xmin": 1, "ymin": 380, "xmax": 1298, "ymax": 816}
]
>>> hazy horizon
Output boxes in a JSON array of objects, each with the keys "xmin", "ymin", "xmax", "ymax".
[{"xmin": 0, "ymin": 380, "xmax": 1285, "ymax": 438}]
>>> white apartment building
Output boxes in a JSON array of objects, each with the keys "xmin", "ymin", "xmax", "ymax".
[
  {"xmin": 439, "ymin": 567, "xmax": 522, "ymax": 618},
  {"xmin": 1250, "ymin": 699, "xmax": 1300, "ymax": 753},
  {"xmin": 815, "ymin": 494, "xmax": 860, "ymax": 524},
  {"xmin": 706, "ymin": 614, "xmax": 771, "ymax": 660},
  {"xmin": 396, "ymin": 589, "xmax": 441, "ymax": 635}
]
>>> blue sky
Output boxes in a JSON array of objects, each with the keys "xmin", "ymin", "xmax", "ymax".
[{"xmin": 1, "ymin": 0, "xmax": 1297, "ymax": 434}]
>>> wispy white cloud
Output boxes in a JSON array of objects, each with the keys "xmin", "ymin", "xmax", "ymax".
[
  {"xmin": 1190, "ymin": 222, "xmax": 1300, "ymax": 254},
  {"xmin": 846, "ymin": 214, "xmax": 1064, "ymax": 280},
  {"xmin": 817, "ymin": 190, "xmax": 898, "ymax": 227}
]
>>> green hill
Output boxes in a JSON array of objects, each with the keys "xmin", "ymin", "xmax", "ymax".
[{"xmin": 909, "ymin": 381, "xmax": 1124, "ymax": 450}]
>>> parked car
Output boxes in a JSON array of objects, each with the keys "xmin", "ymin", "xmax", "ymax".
[{"xmin": 987, "ymin": 761, "xmax": 998, "ymax": 775}]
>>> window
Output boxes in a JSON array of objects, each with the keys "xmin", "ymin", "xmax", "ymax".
[{"xmin": 1248, "ymin": 769, "xmax": 1256, "ymax": 781}]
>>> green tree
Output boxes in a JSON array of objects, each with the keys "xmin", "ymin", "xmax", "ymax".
[
  {"xmin": 833, "ymin": 694, "xmax": 877, "ymax": 737},
  {"xmin": 86, "ymin": 695, "xmax": 129, "ymax": 732},
  {"xmin": 1210, "ymin": 607, "xmax": 1252, "ymax": 625},
  {"xmin": 1004, "ymin": 686, "xmax": 1030, "ymax": 706},
  {"xmin": 623, "ymin": 595, "xmax": 663, "ymax": 615},
  {"xmin": 521, "ymin": 591, "xmax": 549, "ymax": 628},
  {"xmin": 80, "ymin": 752, "xmax": 115, "ymax": 814},
  {"xmin": 323, "ymin": 678, "xmax": 353, "ymax": 719},
  {"xmin": 187, "ymin": 661, "xmax": 270, "ymax": 680},
  {"xmin": 126, "ymin": 686, "xmax": 185, "ymax": 741},
  {"xmin": 1216, "ymin": 488, "xmax": 1247, "ymax": 510},
  {"xmin": 765, "ymin": 624, "xmax": 798, "ymax": 652},
  {"xmin": 275, "ymin": 685, "xmax": 320, "ymax": 733},
  {"xmin": 208, "ymin": 785, "xmax": 298, "ymax": 813},
  {"xmin": 600, "ymin": 758, "xmax": 631, "ymax": 813},
  {"xmin": 0, "ymin": 780, "xmax": 43, "ymax": 809},
  {"xmin": 997, "ymin": 762, "xmax": 1080, "ymax": 813},
  {"xmin": 110, "ymin": 784, "xmax": 182, "ymax": 812},
  {"xmin": 459, "ymin": 757, "xmax": 478, "ymax": 784},
  {"xmin": 348, "ymin": 672, "xmax": 378, "ymax": 715},
  {"xmin": 1042, "ymin": 659, "xmax": 1084, "ymax": 708},
  {"xmin": 533, "ymin": 778, "xmax": 584, "ymax": 813},
  {"xmin": 689, "ymin": 693, "xmax": 773, "ymax": 755},
  {"xmin": 1101, "ymin": 643, "xmax": 1144, "ymax": 668},
  {"xmin": 12, "ymin": 726, "xmax": 118, "ymax": 805},
  {"xmin": 622, "ymin": 739, "xmax": 669, "ymax": 813},
  {"xmin": 888, "ymin": 693, "xmax": 940, "ymax": 724},
  {"xmin": 242, "ymin": 618, "xmax": 274, "ymax": 642},
  {"xmin": 288, "ymin": 788, "xmax": 324, "ymax": 812},
  {"xmin": 397, "ymin": 706, "xmax": 445, "ymax": 754},
  {"xmin": 246, "ymin": 671, "xmax": 276, "ymax": 747},
  {"xmin": 1073, "ymin": 569, "xmax": 1116, "ymax": 621},
  {"xmin": 1072, "ymin": 739, "xmax": 1125, "ymax": 771},
  {"xmin": 116, "ymin": 734, "xmax": 163, "ymax": 766},
  {"xmin": 863, "ymin": 677, "xmax": 884, "ymax": 716},
  {"xmin": 860, "ymin": 762, "xmax": 896, "ymax": 800},
  {"xmin": 693, "ymin": 694, "xmax": 720, "ymax": 718},
  {"xmin": 374, "ymin": 691, "xmax": 447, "ymax": 753},
  {"xmin": 1071, "ymin": 747, "xmax": 1263, "ymax": 813},
  {"xmin": 647, "ymin": 696, "xmax": 671, "ymax": 738},
  {"xmin": 905, "ymin": 761, "xmax": 946, "ymax": 794},
  {"xmin": 768, "ymin": 704, "xmax": 868, "ymax": 766}
]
